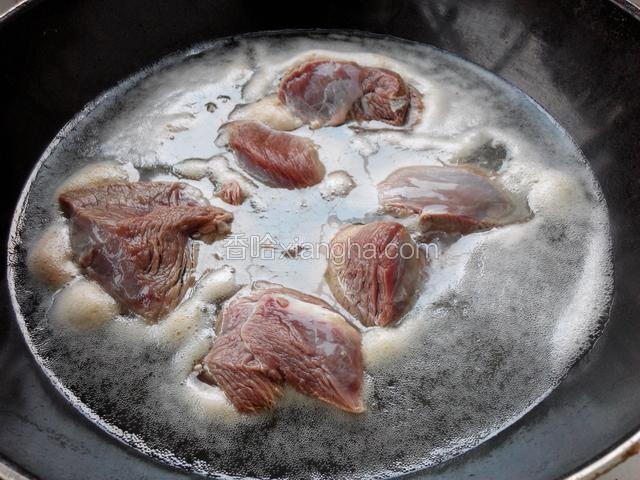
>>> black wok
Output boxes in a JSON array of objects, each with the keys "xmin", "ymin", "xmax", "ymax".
[{"xmin": 1, "ymin": 0, "xmax": 640, "ymax": 478}]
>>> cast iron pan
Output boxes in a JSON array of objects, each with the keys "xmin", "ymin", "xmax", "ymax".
[{"xmin": 1, "ymin": 0, "xmax": 640, "ymax": 478}]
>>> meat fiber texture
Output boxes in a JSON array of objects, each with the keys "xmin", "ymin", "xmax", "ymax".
[
  {"xmin": 378, "ymin": 165, "xmax": 529, "ymax": 235},
  {"xmin": 224, "ymin": 120, "xmax": 325, "ymax": 189},
  {"xmin": 59, "ymin": 181, "xmax": 233, "ymax": 322},
  {"xmin": 278, "ymin": 59, "xmax": 420, "ymax": 128},
  {"xmin": 216, "ymin": 180, "xmax": 246, "ymax": 205},
  {"xmin": 201, "ymin": 283, "xmax": 364, "ymax": 414},
  {"xmin": 326, "ymin": 221, "xmax": 425, "ymax": 328}
]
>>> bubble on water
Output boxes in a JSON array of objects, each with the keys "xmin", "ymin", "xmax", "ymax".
[
  {"xmin": 350, "ymin": 135, "xmax": 379, "ymax": 157},
  {"xmin": 172, "ymin": 158, "xmax": 211, "ymax": 180},
  {"xmin": 320, "ymin": 170, "xmax": 357, "ymax": 200}
]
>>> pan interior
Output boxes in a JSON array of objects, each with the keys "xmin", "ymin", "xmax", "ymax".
[{"xmin": 8, "ymin": 33, "xmax": 612, "ymax": 478}]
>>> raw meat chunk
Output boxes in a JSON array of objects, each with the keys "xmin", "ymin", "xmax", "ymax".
[
  {"xmin": 378, "ymin": 166, "xmax": 524, "ymax": 234},
  {"xmin": 326, "ymin": 221, "xmax": 424, "ymax": 327},
  {"xmin": 278, "ymin": 59, "xmax": 418, "ymax": 128},
  {"xmin": 216, "ymin": 180, "xmax": 246, "ymax": 205},
  {"xmin": 350, "ymin": 67, "xmax": 410, "ymax": 125},
  {"xmin": 225, "ymin": 120, "xmax": 325, "ymax": 189},
  {"xmin": 201, "ymin": 284, "xmax": 364, "ymax": 413},
  {"xmin": 279, "ymin": 60, "xmax": 363, "ymax": 128},
  {"xmin": 59, "ymin": 181, "xmax": 233, "ymax": 322}
]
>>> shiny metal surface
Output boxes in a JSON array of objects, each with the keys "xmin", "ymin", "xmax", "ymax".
[
  {"xmin": 569, "ymin": 432, "xmax": 640, "ymax": 480},
  {"xmin": 611, "ymin": 0, "xmax": 640, "ymax": 18},
  {"xmin": 0, "ymin": 460, "xmax": 31, "ymax": 480}
]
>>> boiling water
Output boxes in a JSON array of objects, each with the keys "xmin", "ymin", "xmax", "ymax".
[{"xmin": 8, "ymin": 33, "xmax": 612, "ymax": 478}]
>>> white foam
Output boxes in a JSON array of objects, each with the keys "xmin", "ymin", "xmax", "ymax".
[
  {"xmin": 229, "ymin": 94, "xmax": 303, "ymax": 131},
  {"xmin": 172, "ymin": 155, "xmax": 256, "ymax": 198},
  {"xmin": 27, "ymin": 221, "xmax": 78, "ymax": 288},
  {"xmin": 49, "ymin": 279, "xmax": 120, "ymax": 330},
  {"xmin": 55, "ymin": 160, "xmax": 134, "ymax": 197},
  {"xmin": 149, "ymin": 266, "xmax": 240, "ymax": 343},
  {"xmin": 320, "ymin": 170, "xmax": 356, "ymax": 200}
]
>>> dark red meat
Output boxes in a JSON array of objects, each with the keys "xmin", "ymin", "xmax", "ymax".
[
  {"xmin": 226, "ymin": 120, "xmax": 325, "ymax": 189},
  {"xmin": 59, "ymin": 181, "xmax": 233, "ymax": 322},
  {"xmin": 350, "ymin": 67, "xmax": 410, "ymax": 125},
  {"xmin": 201, "ymin": 284, "xmax": 364, "ymax": 414},
  {"xmin": 278, "ymin": 59, "xmax": 417, "ymax": 128},
  {"xmin": 378, "ymin": 166, "xmax": 521, "ymax": 235},
  {"xmin": 216, "ymin": 180, "xmax": 245, "ymax": 205},
  {"xmin": 278, "ymin": 60, "xmax": 363, "ymax": 128},
  {"xmin": 325, "ymin": 221, "xmax": 424, "ymax": 328}
]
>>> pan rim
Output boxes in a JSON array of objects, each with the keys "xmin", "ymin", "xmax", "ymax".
[{"xmin": 565, "ymin": 430, "xmax": 640, "ymax": 479}]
